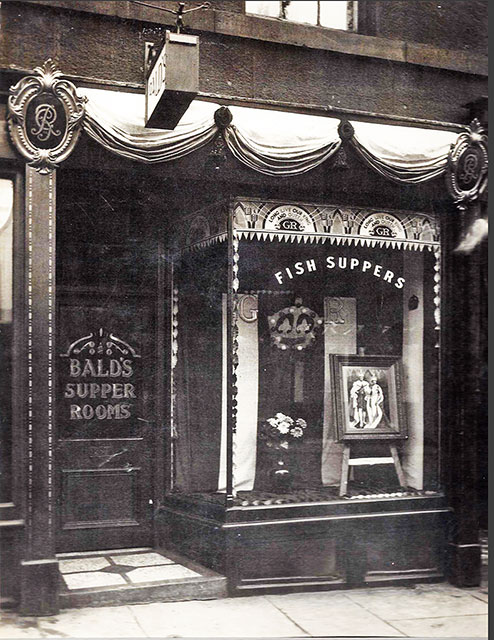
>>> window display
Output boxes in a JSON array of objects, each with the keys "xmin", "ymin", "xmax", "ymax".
[{"xmin": 171, "ymin": 198, "xmax": 441, "ymax": 504}]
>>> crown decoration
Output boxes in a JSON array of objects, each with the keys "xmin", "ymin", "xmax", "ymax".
[
  {"xmin": 60, "ymin": 328, "xmax": 141, "ymax": 358},
  {"xmin": 268, "ymin": 297, "xmax": 323, "ymax": 351}
]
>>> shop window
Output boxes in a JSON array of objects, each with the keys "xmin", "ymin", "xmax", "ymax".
[
  {"xmin": 0, "ymin": 178, "xmax": 14, "ymax": 502},
  {"xmin": 171, "ymin": 199, "xmax": 441, "ymax": 507},
  {"xmin": 245, "ymin": 1, "xmax": 355, "ymax": 31}
]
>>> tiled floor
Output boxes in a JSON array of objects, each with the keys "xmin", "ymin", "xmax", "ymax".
[{"xmin": 58, "ymin": 549, "xmax": 201, "ymax": 591}]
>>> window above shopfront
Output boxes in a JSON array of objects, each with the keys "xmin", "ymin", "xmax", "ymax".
[{"xmin": 245, "ymin": 1, "xmax": 356, "ymax": 31}]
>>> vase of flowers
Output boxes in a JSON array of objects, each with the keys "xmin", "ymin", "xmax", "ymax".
[{"xmin": 259, "ymin": 413, "xmax": 307, "ymax": 493}]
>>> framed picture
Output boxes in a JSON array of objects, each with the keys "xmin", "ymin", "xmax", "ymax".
[{"xmin": 332, "ymin": 355, "xmax": 407, "ymax": 441}]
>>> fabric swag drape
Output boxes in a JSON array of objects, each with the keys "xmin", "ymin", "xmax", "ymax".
[{"xmin": 80, "ymin": 89, "xmax": 461, "ymax": 181}]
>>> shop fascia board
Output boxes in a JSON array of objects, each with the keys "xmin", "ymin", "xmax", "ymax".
[
  {"xmin": 0, "ymin": 66, "xmax": 470, "ymax": 131},
  {"xmin": 19, "ymin": 0, "xmax": 488, "ymax": 77}
]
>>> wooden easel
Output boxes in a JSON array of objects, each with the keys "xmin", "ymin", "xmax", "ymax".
[{"xmin": 339, "ymin": 442, "xmax": 407, "ymax": 496}]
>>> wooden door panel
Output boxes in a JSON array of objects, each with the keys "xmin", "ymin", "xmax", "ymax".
[
  {"xmin": 61, "ymin": 468, "xmax": 141, "ymax": 528},
  {"xmin": 56, "ymin": 296, "xmax": 156, "ymax": 552}
]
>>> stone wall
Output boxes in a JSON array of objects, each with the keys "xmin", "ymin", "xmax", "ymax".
[
  {"xmin": 0, "ymin": 1, "xmax": 487, "ymax": 124},
  {"xmin": 360, "ymin": 0, "xmax": 487, "ymax": 53}
]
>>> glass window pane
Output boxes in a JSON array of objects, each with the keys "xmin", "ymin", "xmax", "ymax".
[
  {"xmin": 245, "ymin": 1, "xmax": 281, "ymax": 18},
  {"xmin": 284, "ymin": 1, "xmax": 318, "ymax": 25},
  {"xmin": 319, "ymin": 1, "xmax": 349, "ymax": 30},
  {"xmin": 0, "ymin": 178, "xmax": 13, "ymax": 501}
]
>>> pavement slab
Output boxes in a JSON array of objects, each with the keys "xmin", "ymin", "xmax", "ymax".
[
  {"xmin": 0, "ymin": 615, "xmax": 41, "ymax": 639},
  {"xmin": 345, "ymin": 583, "xmax": 488, "ymax": 620},
  {"xmin": 389, "ymin": 613, "xmax": 488, "ymax": 637},
  {"xmin": 129, "ymin": 596, "xmax": 308, "ymax": 637},
  {"xmin": 0, "ymin": 580, "xmax": 489, "ymax": 638},
  {"xmin": 35, "ymin": 606, "xmax": 144, "ymax": 638},
  {"xmin": 265, "ymin": 591, "xmax": 404, "ymax": 637}
]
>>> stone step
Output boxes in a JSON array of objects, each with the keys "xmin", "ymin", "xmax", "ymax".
[{"xmin": 57, "ymin": 547, "xmax": 227, "ymax": 609}]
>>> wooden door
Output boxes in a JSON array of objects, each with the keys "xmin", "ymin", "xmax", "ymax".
[{"xmin": 56, "ymin": 292, "xmax": 159, "ymax": 552}]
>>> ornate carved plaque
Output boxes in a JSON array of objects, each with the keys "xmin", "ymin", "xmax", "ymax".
[
  {"xmin": 7, "ymin": 59, "xmax": 86, "ymax": 173},
  {"xmin": 446, "ymin": 119, "xmax": 488, "ymax": 207}
]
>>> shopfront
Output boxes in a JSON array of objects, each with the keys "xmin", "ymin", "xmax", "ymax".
[{"xmin": 0, "ymin": 59, "xmax": 487, "ymax": 613}]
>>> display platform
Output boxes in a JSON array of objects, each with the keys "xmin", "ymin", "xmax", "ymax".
[{"xmin": 157, "ymin": 486, "xmax": 449, "ymax": 594}]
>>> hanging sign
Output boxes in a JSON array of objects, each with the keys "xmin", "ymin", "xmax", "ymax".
[{"xmin": 145, "ymin": 31, "xmax": 199, "ymax": 129}]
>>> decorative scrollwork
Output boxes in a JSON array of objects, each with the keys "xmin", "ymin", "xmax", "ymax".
[
  {"xmin": 7, "ymin": 59, "xmax": 86, "ymax": 174},
  {"xmin": 446, "ymin": 119, "xmax": 488, "ymax": 207}
]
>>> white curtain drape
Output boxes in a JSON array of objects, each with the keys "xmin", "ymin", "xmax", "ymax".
[
  {"xmin": 225, "ymin": 106, "xmax": 341, "ymax": 175},
  {"xmin": 350, "ymin": 121, "xmax": 456, "ymax": 184},
  {"xmin": 81, "ymin": 89, "xmax": 218, "ymax": 164},
  {"xmin": 80, "ymin": 89, "xmax": 461, "ymax": 181}
]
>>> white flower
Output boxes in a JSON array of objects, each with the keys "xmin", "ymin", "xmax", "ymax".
[
  {"xmin": 291, "ymin": 426, "xmax": 304, "ymax": 438},
  {"xmin": 296, "ymin": 418, "xmax": 307, "ymax": 428},
  {"xmin": 277, "ymin": 421, "xmax": 290, "ymax": 434},
  {"xmin": 275, "ymin": 412, "xmax": 286, "ymax": 421},
  {"xmin": 280, "ymin": 440, "xmax": 289, "ymax": 449},
  {"xmin": 267, "ymin": 418, "xmax": 277, "ymax": 427}
]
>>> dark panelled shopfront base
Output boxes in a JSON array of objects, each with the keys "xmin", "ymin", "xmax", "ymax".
[{"xmin": 158, "ymin": 491, "xmax": 449, "ymax": 593}]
